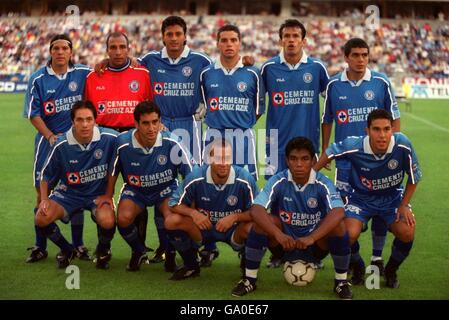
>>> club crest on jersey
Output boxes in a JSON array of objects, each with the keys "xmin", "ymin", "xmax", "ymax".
[
  {"xmin": 272, "ymin": 92, "xmax": 284, "ymax": 106},
  {"xmin": 67, "ymin": 172, "xmax": 81, "ymax": 184},
  {"xmin": 227, "ymin": 195, "xmax": 238, "ymax": 206},
  {"xmin": 129, "ymin": 80, "xmax": 140, "ymax": 93},
  {"xmin": 94, "ymin": 149, "xmax": 103, "ymax": 160},
  {"xmin": 182, "ymin": 66, "xmax": 192, "ymax": 77},
  {"xmin": 68, "ymin": 81, "xmax": 78, "ymax": 92},
  {"xmin": 154, "ymin": 82, "xmax": 164, "ymax": 95},
  {"xmin": 98, "ymin": 102, "xmax": 106, "ymax": 114},
  {"xmin": 388, "ymin": 159, "xmax": 398, "ymax": 170},
  {"xmin": 209, "ymin": 97, "xmax": 219, "ymax": 111},
  {"xmin": 336, "ymin": 110, "xmax": 349, "ymax": 124},
  {"xmin": 307, "ymin": 197, "xmax": 318, "ymax": 208},
  {"xmin": 157, "ymin": 154, "xmax": 167, "ymax": 165},
  {"xmin": 280, "ymin": 210, "xmax": 292, "ymax": 224},
  {"xmin": 237, "ymin": 81, "xmax": 247, "ymax": 93},
  {"xmin": 303, "ymin": 73, "xmax": 313, "ymax": 83},
  {"xmin": 44, "ymin": 100, "xmax": 56, "ymax": 116},
  {"xmin": 128, "ymin": 175, "xmax": 141, "ymax": 187},
  {"xmin": 364, "ymin": 90, "xmax": 375, "ymax": 100}
]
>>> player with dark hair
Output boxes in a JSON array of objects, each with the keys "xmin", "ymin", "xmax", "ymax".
[
  {"xmin": 260, "ymin": 19, "xmax": 329, "ymax": 268},
  {"xmin": 315, "ymin": 109, "xmax": 421, "ymax": 288},
  {"xmin": 232, "ymin": 136, "xmax": 353, "ymax": 299},
  {"xmin": 321, "ymin": 38, "xmax": 401, "ymax": 284},
  {"xmin": 165, "ymin": 138, "xmax": 258, "ymax": 280},
  {"xmin": 35, "ymin": 100, "xmax": 118, "ymax": 269},
  {"xmin": 23, "ymin": 34, "xmax": 92, "ymax": 263},
  {"xmin": 102, "ymin": 101, "xmax": 195, "ymax": 271}
]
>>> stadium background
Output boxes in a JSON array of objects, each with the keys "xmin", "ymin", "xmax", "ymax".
[{"xmin": 0, "ymin": 0, "xmax": 448, "ymax": 300}]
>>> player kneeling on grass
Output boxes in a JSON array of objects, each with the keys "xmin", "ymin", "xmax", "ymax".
[
  {"xmin": 35, "ymin": 101, "xmax": 118, "ymax": 269},
  {"xmin": 102, "ymin": 101, "xmax": 195, "ymax": 272},
  {"xmin": 232, "ymin": 137, "xmax": 353, "ymax": 300},
  {"xmin": 165, "ymin": 139, "xmax": 258, "ymax": 280},
  {"xmin": 314, "ymin": 109, "xmax": 421, "ymax": 289}
]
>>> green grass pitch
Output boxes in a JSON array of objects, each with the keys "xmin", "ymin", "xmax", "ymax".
[{"xmin": 0, "ymin": 93, "xmax": 448, "ymax": 300}]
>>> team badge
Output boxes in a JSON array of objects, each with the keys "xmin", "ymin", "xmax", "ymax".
[
  {"xmin": 272, "ymin": 92, "xmax": 284, "ymax": 106},
  {"xmin": 157, "ymin": 155, "xmax": 167, "ymax": 165},
  {"xmin": 388, "ymin": 159, "xmax": 398, "ymax": 170},
  {"xmin": 227, "ymin": 195, "xmax": 238, "ymax": 206},
  {"xmin": 94, "ymin": 149, "xmax": 103, "ymax": 160},
  {"xmin": 98, "ymin": 102, "xmax": 106, "ymax": 114},
  {"xmin": 303, "ymin": 73, "xmax": 313, "ymax": 83},
  {"xmin": 307, "ymin": 197, "xmax": 318, "ymax": 208},
  {"xmin": 44, "ymin": 100, "xmax": 56, "ymax": 116},
  {"xmin": 336, "ymin": 110, "xmax": 349, "ymax": 124},
  {"xmin": 280, "ymin": 210, "xmax": 292, "ymax": 224},
  {"xmin": 129, "ymin": 80, "xmax": 140, "ymax": 93},
  {"xmin": 154, "ymin": 82, "xmax": 164, "ymax": 95},
  {"xmin": 237, "ymin": 81, "xmax": 247, "ymax": 92},
  {"xmin": 68, "ymin": 81, "xmax": 78, "ymax": 92},
  {"xmin": 67, "ymin": 172, "xmax": 81, "ymax": 184},
  {"xmin": 209, "ymin": 97, "xmax": 219, "ymax": 111},
  {"xmin": 182, "ymin": 66, "xmax": 192, "ymax": 77},
  {"xmin": 364, "ymin": 90, "xmax": 375, "ymax": 100}
]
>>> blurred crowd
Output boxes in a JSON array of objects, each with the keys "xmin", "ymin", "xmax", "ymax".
[{"xmin": 1, "ymin": 15, "xmax": 448, "ymax": 80}]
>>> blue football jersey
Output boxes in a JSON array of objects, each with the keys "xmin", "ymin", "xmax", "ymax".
[
  {"xmin": 200, "ymin": 58, "xmax": 265, "ymax": 129},
  {"xmin": 111, "ymin": 130, "xmax": 196, "ymax": 196},
  {"xmin": 326, "ymin": 133, "xmax": 422, "ymax": 199},
  {"xmin": 261, "ymin": 53, "xmax": 329, "ymax": 154},
  {"xmin": 169, "ymin": 165, "xmax": 258, "ymax": 224},
  {"xmin": 254, "ymin": 169, "xmax": 344, "ymax": 238},
  {"xmin": 138, "ymin": 46, "xmax": 212, "ymax": 118},
  {"xmin": 23, "ymin": 64, "xmax": 91, "ymax": 134},
  {"xmin": 322, "ymin": 69, "xmax": 400, "ymax": 142},
  {"xmin": 41, "ymin": 126, "xmax": 118, "ymax": 196}
]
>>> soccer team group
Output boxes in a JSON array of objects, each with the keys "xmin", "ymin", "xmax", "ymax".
[{"xmin": 23, "ymin": 16, "xmax": 422, "ymax": 300}]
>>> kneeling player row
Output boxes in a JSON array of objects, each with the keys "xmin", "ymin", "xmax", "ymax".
[{"xmin": 35, "ymin": 101, "xmax": 420, "ymax": 300}]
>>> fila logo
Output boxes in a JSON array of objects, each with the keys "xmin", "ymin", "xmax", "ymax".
[
  {"xmin": 69, "ymin": 160, "xmax": 78, "ymax": 164},
  {"xmin": 339, "ymin": 96, "xmax": 347, "ymax": 100},
  {"xmin": 211, "ymin": 83, "xmax": 219, "ymax": 88},
  {"xmin": 283, "ymin": 197, "xmax": 293, "ymax": 202},
  {"xmin": 131, "ymin": 162, "xmax": 140, "ymax": 166},
  {"xmin": 276, "ymin": 78, "xmax": 285, "ymax": 82},
  {"xmin": 96, "ymin": 85, "xmax": 106, "ymax": 90},
  {"xmin": 157, "ymin": 69, "xmax": 166, "ymax": 73},
  {"xmin": 201, "ymin": 197, "xmax": 211, "ymax": 201},
  {"xmin": 47, "ymin": 89, "xmax": 55, "ymax": 93}
]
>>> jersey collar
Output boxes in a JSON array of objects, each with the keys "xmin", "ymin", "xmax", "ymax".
[
  {"xmin": 341, "ymin": 68, "xmax": 372, "ymax": 87},
  {"xmin": 214, "ymin": 57, "xmax": 244, "ymax": 75},
  {"xmin": 279, "ymin": 50, "xmax": 308, "ymax": 70},
  {"xmin": 67, "ymin": 126, "xmax": 101, "ymax": 151},
  {"xmin": 363, "ymin": 135, "xmax": 395, "ymax": 160},
  {"xmin": 46, "ymin": 64, "xmax": 75, "ymax": 80},
  {"xmin": 131, "ymin": 130, "xmax": 163, "ymax": 154},
  {"xmin": 287, "ymin": 169, "xmax": 316, "ymax": 192},
  {"xmin": 106, "ymin": 59, "xmax": 131, "ymax": 72},
  {"xmin": 161, "ymin": 45, "xmax": 190, "ymax": 64},
  {"xmin": 206, "ymin": 165, "xmax": 236, "ymax": 190}
]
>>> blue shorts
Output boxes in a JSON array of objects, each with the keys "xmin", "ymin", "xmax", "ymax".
[
  {"xmin": 345, "ymin": 194, "xmax": 402, "ymax": 227},
  {"xmin": 33, "ymin": 133, "xmax": 58, "ymax": 188},
  {"xmin": 162, "ymin": 115, "xmax": 202, "ymax": 165},
  {"xmin": 49, "ymin": 188, "xmax": 98, "ymax": 224},
  {"xmin": 201, "ymin": 223, "xmax": 241, "ymax": 251},
  {"xmin": 119, "ymin": 183, "xmax": 175, "ymax": 210},
  {"xmin": 203, "ymin": 128, "xmax": 258, "ymax": 180}
]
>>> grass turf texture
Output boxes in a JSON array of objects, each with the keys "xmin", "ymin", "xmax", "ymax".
[{"xmin": 0, "ymin": 93, "xmax": 448, "ymax": 299}]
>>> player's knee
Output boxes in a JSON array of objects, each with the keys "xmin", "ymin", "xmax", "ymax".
[
  {"xmin": 117, "ymin": 212, "xmax": 133, "ymax": 228},
  {"xmin": 35, "ymin": 213, "xmax": 50, "ymax": 227},
  {"xmin": 164, "ymin": 213, "xmax": 182, "ymax": 230},
  {"xmin": 330, "ymin": 221, "xmax": 346, "ymax": 237},
  {"xmin": 397, "ymin": 227, "xmax": 415, "ymax": 242},
  {"xmin": 98, "ymin": 214, "xmax": 116, "ymax": 230}
]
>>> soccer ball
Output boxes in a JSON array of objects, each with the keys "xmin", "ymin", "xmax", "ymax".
[{"xmin": 283, "ymin": 260, "xmax": 316, "ymax": 287}]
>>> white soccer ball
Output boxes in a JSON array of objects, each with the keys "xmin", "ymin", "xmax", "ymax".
[{"xmin": 283, "ymin": 260, "xmax": 317, "ymax": 287}]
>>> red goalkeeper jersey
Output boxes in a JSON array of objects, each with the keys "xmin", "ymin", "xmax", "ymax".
[{"xmin": 85, "ymin": 64, "xmax": 152, "ymax": 128}]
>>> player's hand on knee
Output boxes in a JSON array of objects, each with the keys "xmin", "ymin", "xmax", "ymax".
[
  {"xmin": 215, "ymin": 215, "xmax": 236, "ymax": 233},
  {"xmin": 296, "ymin": 235, "xmax": 315, "ymax": 249},
  {"xmin": 95, "ymin": 195, "xmax": 115, "ymax": 210},
  {"xmin": 396, "ymin": 204, "xmax": 415, "ymax": 227},
  {"xmin": 38, "ymin": 199, "xmax": 50, "ymax": 216},
  {"xmin": 275, "ymin": 232, "xmax": 296, "ymax": 251},
  {"xmin": 192, "ymin": 211, "xmax": 212, "ymax": 230}
]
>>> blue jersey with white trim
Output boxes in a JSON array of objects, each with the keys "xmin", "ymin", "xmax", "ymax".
[
  {"xmin": 200, "ymin": 62, "xmax": 265, "ymax": 129},
  {"xmin": 261, "ymin": 55, "xmax": 329, "ymax": 154},
  {"xmin": 23, "ymin": 64, "xmax": 91, "ymax": 134},
  {"xmin": 41, "ymin": 126, "xmax": 118, "ymax": 197},
  {"xmin": 254, "ymin": 169, "xmax": 344, "ymax": 238},
  {"xmin": 169, "ymin": 165, "xmax": 258, "ymax": 224},
  {"xmin": 138, "ymin": 48, "xmax": 211, "ymax": 118},
  {"xmin": 112, "ymin": 130, "xmax": 196, "ymax": 196},
  {"xmin": 326, "ymin": 133, "xmax": 422, "ymax": 198},
  {"xmin": 322, "ymin": 70, "xmax": 400, "ymax": 142}
]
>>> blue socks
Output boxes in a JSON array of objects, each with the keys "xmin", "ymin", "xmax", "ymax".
[
  {"xmin": 96, "ymin": 224, "xmax": 115, "ymax": 254},
  {"xmin": 167, "ymin": 230, "xmax": 200, "ymax": 268},
  {"xmin": 371, "ymin": 217, "xmax": 387, "ymax": 259},
  {"xmin": 34, "ymin": 207, "xmax": 47, "ymax": 249},
  {"xmin": 71, "ymin": 209, "xmax": 84, "ymax": 248},
  {"xmin": 329, "ymin": 233, "xmax": 351, "ymax": 282},
  {"xmin": 40, "ymin": 222, "xmax": 74, "ymax": 253},
  {"xmin": 244, "ymin": 228, "xmax": 268, "ymax": 285},
  {"xmin": 118, "ymin": 223, "xmax": 146, "ymax": 254}
]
